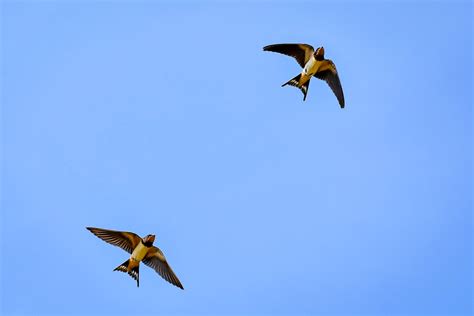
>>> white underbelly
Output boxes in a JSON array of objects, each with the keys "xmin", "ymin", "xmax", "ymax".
[
  {"xmin": 304, "ymin": 58, "xmax": 321, "ymax": 76},
  {"xmin": 131, "ymin": 242, "xmax": 148, "ymax": 262}
]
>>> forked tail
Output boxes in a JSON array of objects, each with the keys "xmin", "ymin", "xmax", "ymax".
[
  {"xmin": 282, "ymin": 74, "xmax": 310, "ymax": 101},
  {"xmin": 114, "ymin": 259, "xmax": 140, "ymax": 287}
]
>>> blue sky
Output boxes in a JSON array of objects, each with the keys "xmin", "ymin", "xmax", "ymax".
[{"xmin": 1, "ymin": 1, "xmax": 472, "ymax": 315}]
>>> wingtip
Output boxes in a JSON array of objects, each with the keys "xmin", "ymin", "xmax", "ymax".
[
  {"xmin": 173, "ymin": 278, "xmax": 184, "ymax": 290},
  {"xmin": 86, "ymin": 226, "xmax": 98, "ymax": 232},
  {"xmin": 173, "ymin": 279, "xmax": 184, "ymax": 290},
  {"xmin": 263, "ymin": 45, "xmax": 273, "ymax": 51}
]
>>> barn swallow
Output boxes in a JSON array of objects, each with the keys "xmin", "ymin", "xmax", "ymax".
[
  {"xmin": 263, "ymin": 43, "xmax": 345, "ymax": 107},
  {"xmin": 86, "ymin": 227, "xmax": 183, "ymax": 289}
]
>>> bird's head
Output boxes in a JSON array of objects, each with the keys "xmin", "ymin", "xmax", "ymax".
[
  {"xmin": 314, "ymin": 46, "xmax": 325, "ymax": 60},
  {"xmin": 143, "ymin": 234, "xmax": 155, "ymax": 246}
]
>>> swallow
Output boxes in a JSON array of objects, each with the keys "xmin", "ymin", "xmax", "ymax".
[
  {"xmin": 263, "ymin": 43, "xmax": 345, "ymax": 107},
  {"xmin": 86, "ymin": 227, "xmax": 183, "ymax": 289}
]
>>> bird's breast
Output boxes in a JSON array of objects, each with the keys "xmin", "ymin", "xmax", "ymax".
[
  {"xmin": 304, "ymin": 58, "xmax": 321, "ymax": 76},
  {"xmin": 131, "ymin": 242, "xmax": 149, "ymax": 262}
]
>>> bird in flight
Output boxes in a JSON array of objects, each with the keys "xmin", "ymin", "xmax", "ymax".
[
  {"xmin": 263, "ymin": 43, "xmax": 345, "ymax": 108},
  {"xmin": 86, "ymin": 227, "xmax": 184, "ymax": 289}
]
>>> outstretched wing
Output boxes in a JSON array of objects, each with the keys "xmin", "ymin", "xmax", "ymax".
[
  {"xmin": 314, "ymin": 60, "xmax": 345, "ymax": 108},
  {"xmin": 86, "ymin": 227, "xmax": 142, "ymax": 254},
  {"xmin": 263, "ymin": 43, "xmax": 314, "ymax": 68},
  {"xmin": 143, "ymin": 246, "xmax": 184, "ymax": 289}
]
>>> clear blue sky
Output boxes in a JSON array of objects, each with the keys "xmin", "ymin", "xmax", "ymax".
[{"xmin": 1, "ymin": 1, "xmax": 472, "ymax": 315}]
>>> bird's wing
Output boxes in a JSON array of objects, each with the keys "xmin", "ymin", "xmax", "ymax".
[
  {"xmin": 263, "ymin": 43, "xmax": 314, "ymax": 68},
  {"xmin": 86, "ymin": 227, "xmax": 142, "ymax": 254},
  {"xmin": 314, "ymin": 60, "xmax": 345, "ymax": 108},
  {"xmin": 143, "ymin": 246, "xmax": 184, "ymax": 289}
]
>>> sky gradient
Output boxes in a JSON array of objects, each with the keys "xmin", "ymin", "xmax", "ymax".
[{"xmin": 1, "ymin": 1, "xmax": 472, "ymax": 315}]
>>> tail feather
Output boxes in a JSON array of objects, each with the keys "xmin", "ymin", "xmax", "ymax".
[
  {"xmin": 282, "ymin": 74, "xmax": 310, "ymax": 101},
  {"xmin": 114, "ymin": 259, "xmax": 140, "ymax": 287},
  {"xmin": 282, "ymin": 74, "xmax": 301, "ymax": 88},
  {"xmin": 301, "ymin": 79, "xmax": 310, "ymax": 101}
]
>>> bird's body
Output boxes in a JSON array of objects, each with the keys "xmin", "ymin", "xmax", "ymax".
[
  {"xmin": 130, "ymin": 240, "xmax": 150, "ymax": 263},
  {"xmin": 119, "ymin": 240, "xmax": 149, "ymax": 274},
  {"xmin": 299, "ymin": 55, "xmax": 321, "ymax": 85},
  {"xmin": 304, "ymin": 55, "xmax": 319, "ymax": 75},
  {"xmin": 263, "ymin": 43, "xmax": 345, "ymax": 107},
  {"xmin": 86, "ymin": 227, "xmax": 183, "ymax": 289}
]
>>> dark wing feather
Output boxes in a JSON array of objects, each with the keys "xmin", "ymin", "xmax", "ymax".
[
  {"xmin": 143, "ymin": 246, "xmax": 184, "ymax": 289},
  {"xmin": 263, "ymin": 43, "xmax": 314, "ymax": 68},
  {"xmin": 314, "ymin": 60, "xmax": 345, "ymax": 108},
  {"xmin": 86, "ymin": 227, "xmax": 141, "ymax": 254}
]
